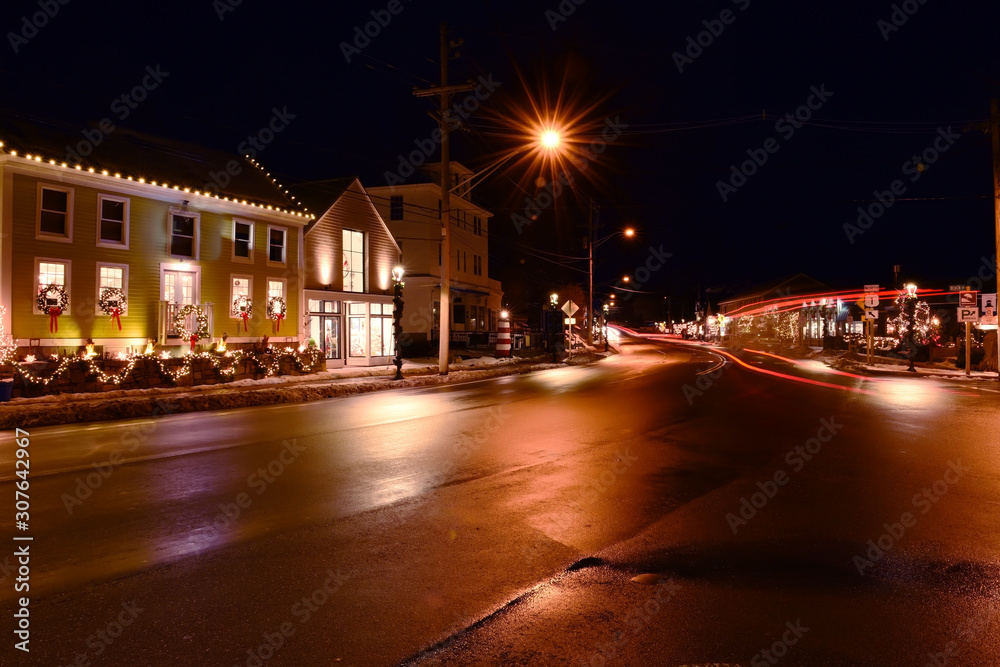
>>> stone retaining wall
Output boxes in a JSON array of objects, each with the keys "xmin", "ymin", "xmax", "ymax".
[{"xmin": 1, "ymin": 352, "xmax": 325, "ymax": 398}]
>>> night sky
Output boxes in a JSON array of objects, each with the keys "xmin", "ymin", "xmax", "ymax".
[{"xmin": 3, "ymin": 0, "xmax": 999, "ymax": 319}]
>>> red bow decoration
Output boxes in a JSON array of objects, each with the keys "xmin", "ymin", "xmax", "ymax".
[
  {"xmin": 48, "ymin": 306, "xmax": 60, "ymax": 333},
  {"xmin": 190, "ymin": 334, "xmax": 198, "ymax": 351},
  {"xmin": 241, "ymin": 311, "xmax": 249, "ymax": 332},
  {"xmin": 110, "ymin": 307, "xmax": 122, "ymax": 331},
  {"xmin": 275, "ymin": 314, "xmax": 284, "ymax": 332}
]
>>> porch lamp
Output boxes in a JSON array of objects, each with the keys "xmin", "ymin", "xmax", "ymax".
[
  {"xmin": 905, "ymin": 283, "xmax": 918, "ymax": 372},
  {"xmin": 392, "ymin": 266, "xmax": 405, "ymax": 380}
]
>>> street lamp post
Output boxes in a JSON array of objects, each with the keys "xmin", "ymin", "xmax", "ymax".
[
  {"xmin": 392, "ymin": 266, "xmax": 405, "ymax": 380},
  {"xmin": 602, "ymin": 303, "xmax": 609, "ymax": 352},
  {"xmin": 549, "ymin": 293, "xmax": 559, "ymax": 362},
  {"xmin": 587, "ymin": 226, "xmax": 634, "ymax": 346},
  {"xmin": 905, "ymin": 282, "xmax": 918, "ymax": 372}
]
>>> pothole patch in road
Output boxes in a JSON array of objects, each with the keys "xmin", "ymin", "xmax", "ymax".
[{"xmin": 566, "ymin": 556, "xmax": 604, "ymax": 572}]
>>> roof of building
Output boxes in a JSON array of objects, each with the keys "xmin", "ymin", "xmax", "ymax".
[
  {"xmin": 291, "ymin": 177, "xmax": 358, "ymax": 228},
  {"xmin": 296, "ymin": 177, "xmax": 401, "ymax": 254},
  {"xmin": 0, "ymin": 109, "xmax": 306, "ymax": 215}
]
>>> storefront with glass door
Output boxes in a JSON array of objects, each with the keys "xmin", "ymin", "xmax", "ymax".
[{"xmin": 305, "ymin": 290, "xmax": 394, "ymax": 367}]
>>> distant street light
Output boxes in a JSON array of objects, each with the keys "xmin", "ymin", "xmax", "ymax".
[{"xmin": 392, "ymin": 266, "xmax": 405, "ymax": 380}]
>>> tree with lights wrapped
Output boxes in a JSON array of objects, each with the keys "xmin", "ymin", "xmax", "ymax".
[{"xmin": 889, "ymin": 294, "xmax": 934, "ymax": 345}]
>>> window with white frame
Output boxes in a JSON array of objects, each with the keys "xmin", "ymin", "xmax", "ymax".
[
  {"xmin": 96, "ymin": 263, "xmax": 128, "ymax": 315},
  {"xmin": 369, "ymin": 302, "xmax": 394, "ymax": 356},
  {"xmin": 342, "ymin": 229, "xmax": 364, "ymax": 293},
  {"xmin": 268, "ymin": 226, "xmax": 286, "ymax": 264},
  {"xmin": 37, "ymin": 185, "xmax": 73, "ymax": 240},
  {"xmin": 97, "ymin": 194, "xmax": 129, "ymax": 247},
  {"xmin": 233, "ymin": 220, "xmax": 254, "ymax": 261},
  {"xmin": 169, "ymin": 211, "xmax": 199, "ymax": 258},
  {"xmin": 267, "ymin": 279, "xmax": 285, "ymax": 300},
  {"xmin": 231, "ymin": 276, "xmax": 252, "ymax": 315},
  {"xmin": 34, "ymin": 259, "xmax": 71, "ymax": 314}
]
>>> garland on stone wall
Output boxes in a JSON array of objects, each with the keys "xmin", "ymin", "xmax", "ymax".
[{"xmin": 12, "ymin": 346, "xmax": 324, "ymax": 388}]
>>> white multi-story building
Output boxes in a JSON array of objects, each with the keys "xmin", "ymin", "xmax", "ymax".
[{"xmin": 367, "ymin": 163, "xmax": 502, "ymax": 351}]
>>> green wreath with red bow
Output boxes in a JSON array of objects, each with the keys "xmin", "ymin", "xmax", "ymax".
[
  {"xmin": 99, "ymin": 287, "xmax": 128, "ymax": 331},
  {"xmin": 266, "ymin": 296, "xmax": 287, "ymax": 332},
  {"xmin": 232, "ymin": 295, "xmax": 253, "ymax": 331},
  {"xmin": 36, "ymin": 284, "xmax": 68, "ymax": 333}
]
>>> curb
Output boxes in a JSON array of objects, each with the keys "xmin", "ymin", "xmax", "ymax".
[{"xmin": 0, "ymin": 361, "xmax": 565, "ymax": 430}]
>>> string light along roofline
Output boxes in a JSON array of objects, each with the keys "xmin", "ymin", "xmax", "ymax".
[{"xmin": 0, "ymin": 139, "xmax": 313, "ymax": 220}]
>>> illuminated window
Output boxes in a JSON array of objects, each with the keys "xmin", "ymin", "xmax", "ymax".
[
  {"xmin": 370, "ymin": 302, "xmax": 394, "ymax": 356},
  {"xmin": 96, "ymin": 263, "xmax": 128, "ymax": 315},
  {"xmin": 343, "ymin": 229, "xmax": 364, "ymax": 293},
  {"xmin": 38, "ymin": 261, "xmax": 64, "ymax": 289},
  {"xmin": 34, "ymin": 258, "xmax": 71, "ymax": 314},
  {"xmin": 231, "ymin": 276, "xmax": 252, "ymax": 315},
  {"xmin": 268, "ymin": 279, "xmax": 285, "ymax": 300},
  {"xmin": 97, "ymin": 194, "xmax": 129, "ymax": 247}
]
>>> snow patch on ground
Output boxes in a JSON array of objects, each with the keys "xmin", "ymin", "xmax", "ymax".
[{"xmin": 0, "ymin": 357, "xmax": 575, "ymax": 429}]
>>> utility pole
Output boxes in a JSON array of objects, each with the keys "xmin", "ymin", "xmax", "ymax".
[
  {"xmin": 586, "ymin": 201, "xmax": 598, "ymax": 345},
  {"xmin": 992, "ymin": 98, "xmax": 1000, "ymax": 379},
  {"xmin": 414, "ymin": 24, "xmax": 475, "ymax": 375}
]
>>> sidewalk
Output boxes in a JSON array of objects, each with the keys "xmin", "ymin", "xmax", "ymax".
[
  {"xmin": 706, "ymin": 340, "xmax": 999, "ymax": 383},
  {"xmin": 0, "ymin": 352, "xmax": 596, "ymax": 430},
  {"xmin": 821, "ymin": 351, "xmax": 998, "ymax": 382}
]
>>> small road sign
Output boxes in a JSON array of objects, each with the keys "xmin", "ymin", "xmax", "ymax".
[
  {"xmin": 864, "ymin": 309, "xmax": 878, "ymax": 321},
  {"xmin": 864, "ymin": 284, "xmax": 880, "ymax": 292},
  {"xmin": 561, "ymin": 300, "xmax": 579, "ymax": 317},
  {"xmin": 958, "ymin": 307, "xmax": 979, "ymax": 323},
  {"xmin": 959, "ymin": 291, "xmax": 977, "ymax": 308}
]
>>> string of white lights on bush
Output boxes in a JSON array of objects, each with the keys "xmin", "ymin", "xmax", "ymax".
[
  {"xmin": 0, "ymin": 305, "xmax": 14, "ymax": 364},
  {"xmin": 13, "ymin": 346, "xmax": 324, "ymax": 388}
]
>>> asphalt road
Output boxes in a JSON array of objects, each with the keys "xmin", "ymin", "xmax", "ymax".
[{"xmin": 2, "ymin": 335, "xmax": 999, "ymax": 666}]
